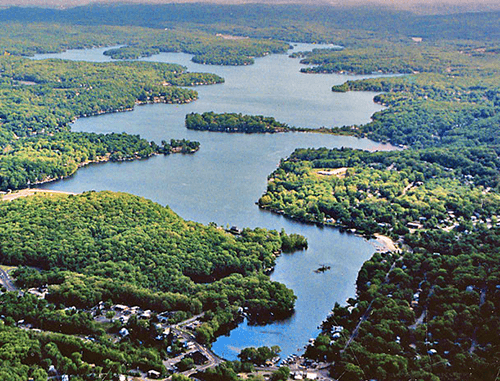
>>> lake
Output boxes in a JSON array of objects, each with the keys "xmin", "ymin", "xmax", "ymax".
[{"xmin": 36, "ymin": 43, "xmax": 394, "ymax": 360}]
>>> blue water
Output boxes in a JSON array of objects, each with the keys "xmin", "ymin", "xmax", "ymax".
[{"xmin": 36, "ymin": 44, "xmax": 394, "ymax": 360}]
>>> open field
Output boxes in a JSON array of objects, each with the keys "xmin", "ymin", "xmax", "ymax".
[{"xmin": 1, "ymin": 189, "xmax": 78, "ymax": 202}]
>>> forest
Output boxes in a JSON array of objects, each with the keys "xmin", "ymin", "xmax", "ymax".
[
  {"xmin": 0, "ymin": 55, "xmax": 222, "ymax": 191},
  {"xmin": 0, "ymin": 57, "xmax": 223, "ymax": 138},
  {"xmin": 297, "ymin": 40, "xmax": 500, "ymax": 149},
  {"xmin": 1, "ymin": 2, "xmax": 500, "ymax": 380},
  {"xmin": 0, "ymin": 132, "xmax": 204, "ymax": 190},
  {"xmin": 259, "ymin": 147, "xmax": 500, "ymax": 236},
  {"xmin": 257, "ymin": 23, "xmax": 500, "ymax": 380},
  {"xmin": 185, "ymin": 112, "xmax": 290, "ymax": 133},
  {"xmin": 0, "ymin": 191, "xmax": 306, "ymax": 379},
  {"xmin": 0, "ymin": 192, "xmax": 303, "ymax": 310},
  {"xmin": 0, "ymin": 22, "xmax": 289, "ymax": 66}
]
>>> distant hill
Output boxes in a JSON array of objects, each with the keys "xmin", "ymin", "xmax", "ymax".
[
  {"xmin": 1, "ymin": 0, "xmax": 500, "ymax": 15},
  {"xmin": 1, "ymin": 2, "xmax": 499, "ymax": 41}
]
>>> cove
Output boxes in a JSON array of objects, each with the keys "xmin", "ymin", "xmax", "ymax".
[{"xmin": 36, "ymin": 43, "xmax": 395, "ymax": 360}]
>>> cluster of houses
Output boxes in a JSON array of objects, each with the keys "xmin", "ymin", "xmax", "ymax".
[
  {"xmin": 27, "ymin": 285, "xmax": 49, "ymax": 299},
  {"xmin": 330, "ymin": 325, "xmax": 343, "ymax": 341},
  {"xmin": 280, "ymin": 353, "xmax": 333, "ymax": 381},
  {"xmin": 109, "ymin": 304, "xmax": 154, "ymax": 323},
  {"xmin": 290, "ymin": 371, "xmax": 320, "ymax": 380},
  {"xmin": 408, "ymin": 210, "xmax": 500, "ymax": 232},
  {"xmin": 182, "ymin": 320, "xmax": 202, "ymax": 332}
]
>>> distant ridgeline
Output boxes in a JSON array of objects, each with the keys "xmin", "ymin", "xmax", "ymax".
[
  {"xmin": 1, "ymin": 4, "xmax": 499, "ymax": 67},
  {"xmin": 0, "ymin": 3, "xmax": 499, "ymax": 41}
]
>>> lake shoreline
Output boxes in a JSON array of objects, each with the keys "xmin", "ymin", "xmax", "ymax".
[
  {"xmin": 370, "ymin": 233, "xmax": 398, "ymax": 252},
  {"xmin": 32, "ymin": 43, "xmax": 392, "ymax": 360}
]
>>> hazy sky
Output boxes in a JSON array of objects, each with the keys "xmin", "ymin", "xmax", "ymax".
[{"xmin": 1, "ymin": 0, "xmax": 499, "ymax": 14}]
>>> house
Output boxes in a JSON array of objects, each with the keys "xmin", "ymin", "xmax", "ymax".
[
  {"xmin": 139, "ymin": 310, "xmax": 152, "ymax": 319},
  {"xmin": 113, "ymin": 304, "xmax": 129, "ymax": 312},
  {"xmin": 185, "ymin": 350, "xmax": 209, "ymax": 365},
  {"xmin": 331, "ymin": 325, "xmax": 343, "ymax": 333},
  {"xmin": 147, "ymin": 369, "xmax": 161, "ymax": 379},
  {"xmin": 407, "ymin": 221, "xmax": 423, "ymax": 229},
  {"xmin": 332, "ymin": 332, "xmax": 341, "ymax": 340},
  {"xmin": 228, "ymin": 226, "xmax": 242, "ymax": 234},
  {"xmin": 28, "ymin": 288, "xmax": 48, "ymax": 299},
  {"xmin": 48, "ymin": 365, "xmax": 57, "ymax": 375},
  {"xmin": 158, "ymin": 315, "xmax": 169, "ymax": 323},
  {"xmin": 130, "ymin": 306, "xmax": 142, "ymax": 314},
  {"xmin": 155, "ymin": 334, "xmax": 165, "ymax": 341},
  {"xmin": 119, "ymin": 328, "xmax": 129, "ymax": 337}
]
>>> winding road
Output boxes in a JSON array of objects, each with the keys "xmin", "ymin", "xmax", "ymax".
[{"xmin": 0, "ymin": 267, "xmax": 17, "ymax": 292}]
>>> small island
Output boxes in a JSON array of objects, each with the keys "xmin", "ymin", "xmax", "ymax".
[
  {"xmin": 185, "ymin": 111, "xmax": 360, "ymax": 136},
  {"xmin": 185, "ymin": 112, "xmax": 291, "ymax": 133}
]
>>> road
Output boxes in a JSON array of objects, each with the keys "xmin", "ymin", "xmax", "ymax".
[
  {"xmin": 162, "ymin": 314, "xmax": 225, "ymax": 379},
  {"xmin": 409, "ymin": 310, "xmax": 427, "ymax": 330},
  {"xmin": 173, "ymin": 313, "xmax": 205, "ymax": 329},
  {"xmin": 342, "ymin": 256, "xmax": 402, "ymax": 353},
  {"xmin": 469, "ymin": 287, "xmax": 487, "ymax": 354},
  {"xmin": 173, "ymin": 327, "xmax": 225, "ymax": 375},
  {"xmin": 0, "ymin": 267, "xmax": 17, "ymax": 292}
]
